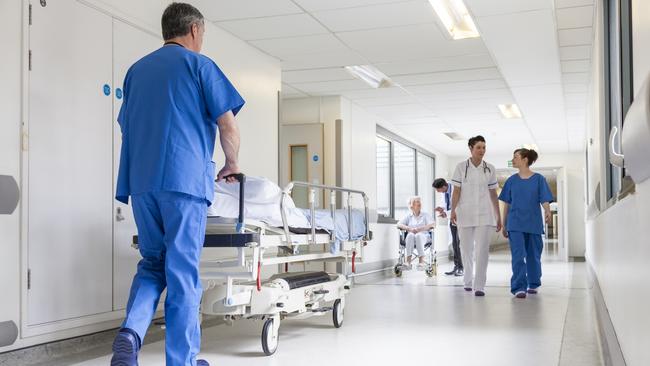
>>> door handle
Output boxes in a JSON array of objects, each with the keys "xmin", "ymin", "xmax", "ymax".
[
  {"xmin": 116, "ymin": 207, "xmax": 125, "ymax": 222},
  {"xmin": 609, "ymin": 126, "xmax": 624, "ymax": 168}
]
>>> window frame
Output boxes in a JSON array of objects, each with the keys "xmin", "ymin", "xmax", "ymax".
[
  {"xmin": 376, "ymin": 125, "xmax": 436, "ymax": 223},
  {"xmin": 603, "ymin": 0, "xmax": 633, "ymax": 206}
]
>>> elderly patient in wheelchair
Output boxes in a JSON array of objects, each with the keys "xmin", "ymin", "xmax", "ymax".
[{"xmin": 397, "ymin": 196, "xmax": 435, "ymax": 271}]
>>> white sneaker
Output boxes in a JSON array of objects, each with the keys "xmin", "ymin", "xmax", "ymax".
[
  {"xmin": 416, "ymin": 263, "xmax": 426, "ymax": 271},
  {"xmin": 402, "ymin": 263, "xmax": 413, "ymax": 271}
]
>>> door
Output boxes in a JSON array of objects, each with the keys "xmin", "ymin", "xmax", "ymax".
[
  {"xmin": 112, "ymin": 20, "xmax": 161, "ymax": 310},
  {"xmin": 27, "ymin": 0, "xmax": 113, "ymax": 324},
  {"xmin": 279, "ymin": 124, "xmax": 324, "ymax": 208},
  {"xmin": 557, "ymin": 168, "xmax": 569, "ymax": 262}
]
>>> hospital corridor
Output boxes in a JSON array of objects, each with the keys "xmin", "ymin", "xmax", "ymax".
[{"xmin": 0, "ymin": 1, "xmax": 649, "ymax": 366}]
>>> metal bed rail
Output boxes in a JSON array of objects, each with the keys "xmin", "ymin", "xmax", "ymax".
[{"xmin": 279, "ymin": 181, "xmax": 371, "ymax": 247}]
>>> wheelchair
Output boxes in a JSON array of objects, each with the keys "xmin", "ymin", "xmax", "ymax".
[{"xmin": 393, "ymin": 228, "xmax": 437, "ymax": 278}]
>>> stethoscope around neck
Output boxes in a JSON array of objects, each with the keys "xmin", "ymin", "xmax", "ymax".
[{"xmin": 464, "ymin": 159, "xmax": 491, "ymax": 181}]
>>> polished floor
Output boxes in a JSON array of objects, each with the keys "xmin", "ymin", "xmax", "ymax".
[{"xmin": 34, "ymin": 249, "xmax": 603, "ymax": 366}]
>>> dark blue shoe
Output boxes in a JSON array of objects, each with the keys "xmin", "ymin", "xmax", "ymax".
[
  {"xmin": 197, "ymin": 360, "xmax": 210, "ymax": 366},
  {"xmin": 110, "ymin": 329, "xmax": 140, "ymax": 366}
]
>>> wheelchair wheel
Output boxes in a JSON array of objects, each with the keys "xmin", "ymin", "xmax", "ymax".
[
  {"xmin": 394, "ymin": 264, "xmax": 402, "ymax": 277},
  {"xmin": 425, "ymin": 268, "xmax": 434, "ymax": 278}
]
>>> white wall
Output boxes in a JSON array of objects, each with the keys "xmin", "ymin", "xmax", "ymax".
[
  {"xmin": 447, "ymin": 152, "xmax": 586, "ymax": 257},
  {"xmin": 0, "ymin": 0, "xmax": 280, "ymax": 352},
  {"xmin": 585, "ymin": 1, "xmax": 650, "ymax": 365}
]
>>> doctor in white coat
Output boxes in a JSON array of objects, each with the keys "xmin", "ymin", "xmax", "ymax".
[{"xmin": 450, "ymin": 135, "xmax": 502, "ymax": 296}]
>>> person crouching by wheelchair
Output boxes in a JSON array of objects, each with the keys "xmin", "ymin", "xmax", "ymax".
[{"xmin": 397, "ymin": 196, "xmax": 435, "ymax": 270}]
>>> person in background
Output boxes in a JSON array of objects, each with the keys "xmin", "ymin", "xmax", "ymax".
[
  {"xmin": 397, "ymin": 196, "xmax": 436, "ymax": 270},
  {"xmin": 499, "ymin": 148, "xmax": 553, "ymax": 299},
  {"xmin": 433, "ymin": 178, "xmax": 463, "ymax": 276},
  {"xmin": 450, "ymin": 136, "xmax": 502, "ymax": 297}
]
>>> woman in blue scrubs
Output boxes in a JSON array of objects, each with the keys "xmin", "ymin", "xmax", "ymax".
[{"xmin": 499, "ymin": 149, "xmax": 553, "ymax": 299}]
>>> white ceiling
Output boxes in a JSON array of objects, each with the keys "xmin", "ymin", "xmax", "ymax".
[{"xmin": 192, "ymin": 0, "xmax": 594, "ymax": 156}]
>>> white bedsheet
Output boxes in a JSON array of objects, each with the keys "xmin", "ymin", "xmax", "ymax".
[{"xmin": 207, "ymin": 176, "xmax": 311, "ymax": 228}]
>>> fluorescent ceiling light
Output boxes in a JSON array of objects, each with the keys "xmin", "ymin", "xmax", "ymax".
[
  {"xmin": 498, "ymin": 104, "xmax": 522, "ymax": 119},
  {"xmin": 344, "ymin": 65, "xmax": 393, "ymax": 88},
  {"xmin": 444, "ymin": 132, "xmax": 464, "ymax": 141},
  {"xmin": 429, "ymin": 0, "xmax": 480, "ymax": 40}
]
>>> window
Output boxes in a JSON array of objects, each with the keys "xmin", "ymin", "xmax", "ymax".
[
  {"xmin": 393, "ymin": 142, "xmax": 416, "ymax": 219},
  {"xmin": 603, "ymin": 0, "xmax": 633, "ymax": 203},
  {"xmin": 375, "ymin": 126, "xmax": 436, "ymax": 222},
  {"xmin": 376, "ymin": 137, "xmax": 391, "ymax": 217},
  {"xmin": 417, "ymin": 153, "xmax": 435, "ymax": 214}
]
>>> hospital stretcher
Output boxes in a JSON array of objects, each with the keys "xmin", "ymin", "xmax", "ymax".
[{"xmin": 132, "ymin": 174, "xmax": 372, "ymax": 356}]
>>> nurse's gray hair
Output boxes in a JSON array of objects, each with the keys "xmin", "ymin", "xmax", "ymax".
[
  {"xmin": 161, "ymin": 3, "xmax": 205, "ymax": 41},
  {"xmin": 408, "ymin": 196, "xmax": 422, "ymax": 206}
]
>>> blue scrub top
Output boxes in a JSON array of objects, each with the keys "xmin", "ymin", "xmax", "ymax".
[
  {"xmin": 116, "ymin": 44, "xmax": 245, "ymax": 205},
  {"xmin": 498, "ymin": 173, "xmax": 553, "ymax": 234}
]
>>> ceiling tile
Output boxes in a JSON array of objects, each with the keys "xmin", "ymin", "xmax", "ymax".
[
  {"xmin": 340, "ymin": 87, "xmax": 411, "ymax": 99},
  {"xmin": 556, "ymin": 6, "xmax": 594, "ymax": 29},
  {"xmin": 473, "ymin": 9, "xmax": 562, "ymax": 86},
  {"xmin": 353, "ymin": 96, "xmax": 421, "ymax": 107},
  {"xmin": 555, "ymin": 0, "xmax": 594, "ymax": 9},
  {"xmin": 336, "ymin": 23, "xmax": 488, "ymax": 63},
  {"xmin": 250, "ymin": 34, "xmax": 349, "ymax": 58},
  {"xmin": 558, "ymin": 27, "xmax": 593, "ymax": 46},
  {"xmin": 281, "ymin": 50, "xmax": 367, "ymax": 70},
  {"xmin": 392, "ymin": 68, "xmax": 502, "ymax": 86},
  {"xmin": 405, "ymin": 79, "xmax": 508, "ymax": 95},
  {"xmin": 293, "ymin": 0, "xmax": 414, "ymax": 12},
  {"xmin": 191, "ymin": 0, "xmax": 302, "ymax": 21},
  {"xmin": 465, "ymin": 0, "xmax": 551, "ymax": 17},
  {"xmin": 311, "ymin": 1, "xmax": 436, "ymax": 32},
  {"xmin": 559, "ymin": 45, "xmax": 591, "ymax": 60},
  {"xmin": 281, "ymin": 83, "xmax": 309, "ymax": 98},
  {"xmin": 562, "ymin": 72, "xmax": 589, "ymax": 83},
  {"xmin": 290, "ymin": 79, "xmax": 370, "ymax": 94},
  {"xmin": 561, "ymin": 60, "xmax": 591, "ymax": 72},
  {"xmin": 563, "ymin": 83, "xmax": 588, "ymax": 93},
  {"xmin": 215, "ymin": 14, "xmax": 329, "ymax": 40},
  {"xmin": 375, "ymin": 53, "xmax": 495, "ymax": 76},
  {"xmin": 282, "ymin": 67, "xmax": 353, "ymax": 83}
]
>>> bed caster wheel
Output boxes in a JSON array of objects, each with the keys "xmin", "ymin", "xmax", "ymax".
[
  {"xmin": 261, "ymin": 318, "xmax": 279, "ymax": 356},
  {"xmin": 333, "ymin": 298, "xmax": 344, "ymax": 328},
  {"xmin": 425, "ymin": 268, "xmax": 434, "ymax": 278},
  {"xmin": 394, "ymin": 265, "xmax": 402, "ymax": 278}
]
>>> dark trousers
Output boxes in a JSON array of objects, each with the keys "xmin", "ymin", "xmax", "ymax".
[{"xmin": 450, "ymin": 224, "xmax": 463, "ymax": 269}]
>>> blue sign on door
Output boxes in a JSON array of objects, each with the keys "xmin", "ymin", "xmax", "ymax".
[
  {"xmin": 312, "ymin": 154, "xmax": 319, "ymax": 162},
  {"xmin": 115, "ymin": 88, "xmax": 123, "ymax": 100},
  {"xmin": 103, "ymin": 84, "xmax": 111, "ymax": 96}
]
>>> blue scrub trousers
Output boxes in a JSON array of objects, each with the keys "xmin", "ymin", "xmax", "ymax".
[
  {"xmin": 122, "ymin": 191, "xmax": 207, "ymax": 366},
  {"xmin": 508, "ymin": 231, "xmax": 543, "ymax": 294}
]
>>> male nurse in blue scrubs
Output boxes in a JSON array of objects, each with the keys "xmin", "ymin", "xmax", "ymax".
[{"xmin": 110, "ymin": 3, "xmax": 245, "ymax": 366}]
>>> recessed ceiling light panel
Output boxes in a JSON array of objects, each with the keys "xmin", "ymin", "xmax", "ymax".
[
  {"xmin": 429, "ymin": 0, "xmax": 480, "ymax": 40},
  {"xmin": 498, "ymin": 104, "xmax": 523, "ymax": 119},
  {"xmin": 344, "ymin": 65, "xmax": 393, "ymax": 89}
]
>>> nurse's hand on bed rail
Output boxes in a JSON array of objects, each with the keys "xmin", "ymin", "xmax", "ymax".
[{"xmin": 217, "ymin": 164, "xmax": 241, "ymax": 183}]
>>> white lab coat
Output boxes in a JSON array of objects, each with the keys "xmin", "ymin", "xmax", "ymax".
[
  {"xmin": 450, "ymin": 159, "xmax": 498, "ymax": 292},
  {"xmin": 450, "ymin": 159, "xmax": 498, "ymax": 228}
]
